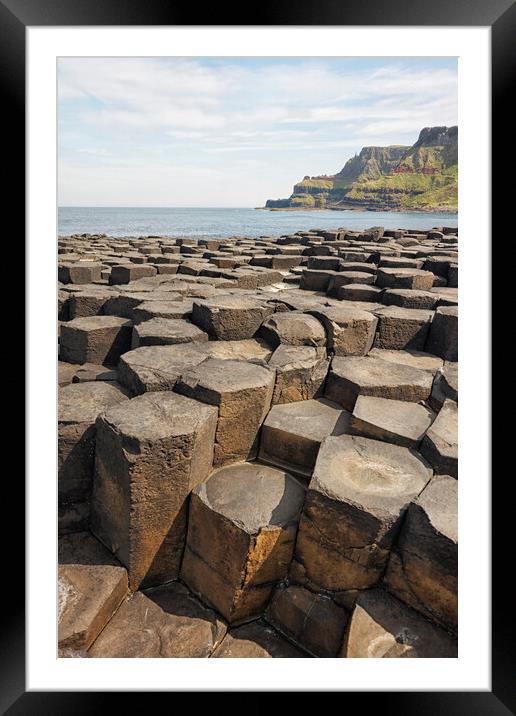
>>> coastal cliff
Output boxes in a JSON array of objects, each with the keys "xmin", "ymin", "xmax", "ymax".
[{"xmin": 265, "ymin": 126, "xmax": 458, "ymax": 212}]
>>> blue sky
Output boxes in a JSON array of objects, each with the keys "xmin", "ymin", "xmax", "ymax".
[{"xmin": 58, "ymin": 57, "xmax": 457, "ymax": 207}]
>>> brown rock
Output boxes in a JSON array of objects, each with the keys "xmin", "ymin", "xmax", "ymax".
[
  {"xmin": 325, "ymin": 355, "xmax": 433, "ymax": 411},
  {"xmin": 349, "ymin": 395, "xmax": 434, "ymax": 449},
  {"xmin": 259, "ymin": 311, "xmax": 326, "ymax": 348},
  {"xmin": 88, "ymin": 582, "xmax": 226, "ymax": 657},
  {"xmin": 181, "ymin": 462, "xmax": 305, "ymax": 623},
  {"xmin": 266, "ymin": 584, "xmax": 348, "ymax": 657},
  {"xmin": 420, "ymin": 399, "xmax": 458, "ymax": 478},
  {"xmin": 131, "ymin": 317, "xmax": 208, "ymax": 348},
  {"xmin": 117, "ymin": 344, "xmax": 207, "ymax": 395},
  {"xmin": 191, "ymin": 295, "xmax": 273, "ymax": 340},
  {"xmin": 308, "ymin": 306, "xmax": 378, "ymax": 356},
  {"xmin": 91, "ymin": 391, "xmax": 217, "ymax": 590},
  {"xmin": 212, "ymin": 620, "xmax": 306, "ymax": 658},
  {"xmin": 58, "ymin": 382, "xmax": 130, "ymax": 533},
  {"xmin": 175, "ymin": 358, "xmax": 275, "ymax": 465},
  {"xmin": 269, "ymin": 345, "xmax": 329, "ymax": 405},
  {"xmin": 373, "ymin": 306, "xmax": 434, "ymax": 351},
  {"xmin": 342, "ymin": 589, "xmax": 456, "ymax": 658},
  {"xmin": 294, "ymin": 435, "xmax": 431, "ymax": 592},
  {"xmin": 60, "ymin": 316, "xmax": 133, "ymax": 365}
]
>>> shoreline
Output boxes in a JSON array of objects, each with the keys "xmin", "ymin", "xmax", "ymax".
[{"xmin": 256, "ymin": 206, "xmax": 458, "ymax": 214}]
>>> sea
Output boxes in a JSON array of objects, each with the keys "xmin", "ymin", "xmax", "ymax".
[{"xmin": 58, "ymin": 207, "xmax": 458, "ymax": 239}]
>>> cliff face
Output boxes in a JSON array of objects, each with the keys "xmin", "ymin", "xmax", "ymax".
[{"xmin": 265, "ymin": 126, "xmax": 458, "ymax": 212}]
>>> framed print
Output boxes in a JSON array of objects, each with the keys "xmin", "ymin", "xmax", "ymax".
[{"xmin": 3, "ymin": 0, "xmax": 509, "ymax": 710}]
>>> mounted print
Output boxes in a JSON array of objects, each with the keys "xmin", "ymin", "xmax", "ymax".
[{"xmin": 57, "ymin": 54, "xmax": 458, "ymax": 660}]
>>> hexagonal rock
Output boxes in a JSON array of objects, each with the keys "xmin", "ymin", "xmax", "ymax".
[
  {"xmin": 88, "ymin": 582, "xmax": 226, "ymax": 657},
  {"xmin": 266, "ymin": 584, "xmax": 349, "ymax": 657},
  {"xmin": 58, "ymin": 382, "xmax": 130, "ymax": 533},
  {"xmin": 373, "ymin": 306, "xmax": 434, "ymax": 351},
  {"xmin": 293, "ymin": 435, "xmax": 431, "ymax": 593},
  {"xmin": 367, "ymin": 348, "xmax": 443, "ymax": 374},
  {"xmin": 307, "ymin": 306, "xmax": 378, "ymax": 356},
  {"xmin": 376, "ymin": 268, "xmax": 434, "ymax": 291},
  {"xmin": 109, "ymin": 264, "xmax": 157, "ymax": 285},
  {"xmin": 212, "ymin": 620, "xmax": 306, "ymax": 658},
  {"xmin": 420, "ymin": 399, "xmax": 458, "ymax": 478},
  {"xmin": 328, "ymin": 272, "xmax": 376, "ymax": 297},
  {"xmin": 258, "ymin": 311, "xmax": 326, "ymax": 349},
  {"xmin": 341, "ymin": 589, "xmax": 457, "ymax": 658},
  {"xmin": 299, "ymin": 268, "xmax": 338, "ymax": 292},
  {"xmin": 68, "ymin": 289, "xmax": 114, "ymax": 319},
  {"xmin": 91, "ymin": 391, "xmax": 218, "ymax": 590},
  {"xmin": 175, "ymin": 358, "xmax": 275, "ymax": 466},
  {"xmin": 199, "ymin": 337, "xmax": 273, "ymax": 364},
  {"xmin": 429, "ymin": 362, "xmax": 458, "ymax": 410},
  {"xmin": 349, "ymin": 395, "xmax": 434, "ymax": 449},
  {"xmin": 191, "ymin": 295, "xmax": 273, "ymax": 340},
  {"xmin": 325, "ymin": 356, "xmax": 433, "ymax": 411},
  {"xmin": 180, "ymin": 462, "xmax": 305, "ymax": 624},
  {"xmin": 58, "ymin": 262, "xmax": 103, "ymax": 285},
  {"xmin": 425, "ymin": 306, "xmax": 458, "ymax": 361},
  {"xmin": 259, "ymin": 398, "xmax": 350, "ymax": 478},
  {"xmin": 337, "ymin": 284, "xmax": 383, "ymax": 303},
  {"xmin": 117, "ymin": 344, "xmax": 207, "ymax": 395},
  {"xmin": 131, "ymin": 317, "xmax": 208, "ymax": 349},
  {"xmin": 132, "ymin": 298, "xmax": 192, "ymax": 323},
  {"xmin": 58, "ymin": 533, "xmax": 128, "ymax": 651},
  {"xmin": 60, "ymin": 316, "xmax": 133, "ymax": 365},
  {"xmin": 72, "ymin": 363, "xmax": 118, "ymax": 383},
  {"xmin": 381, "ymin": 288, "xmax": 438, "ymax": 310},
  {"xmin": 269, "ymin": 345, "xmax": 329, "ymax": 405},
  {"xmin": 384, "ymin": 475, "xmax": 458, "ymax": 632}
]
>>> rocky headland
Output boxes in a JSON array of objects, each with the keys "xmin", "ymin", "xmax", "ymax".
[
  {"xmin": 58, "ymin": 224, "xmax": 458, "ymax": 658},
  {"xmin": 265, "ymin": 126, "xmax": 458, "ymax": 213}
]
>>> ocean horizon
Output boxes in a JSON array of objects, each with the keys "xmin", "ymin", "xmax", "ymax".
[{"xmin": 58, "ymin": 206, "xmax": 458, "ymax": 239}]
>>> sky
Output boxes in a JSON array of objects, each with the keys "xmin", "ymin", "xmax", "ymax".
[{"xmin": 58, "ymin": 57, "xmax": 458, "ymax": 208}]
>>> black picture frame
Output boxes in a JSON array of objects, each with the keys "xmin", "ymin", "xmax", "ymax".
[{"xmin": 4, "ymin": 0, "xmax": 507, "ymax": 711}]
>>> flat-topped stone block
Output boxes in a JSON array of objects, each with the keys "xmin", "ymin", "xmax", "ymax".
[
  {"xmin": 212, "ymin": 620, "xmax": 305, "ymax": 658},
  {"xmin": 420, "ymin": 399, "xmax": 458, "ymax": 478},
  {"xmin": 269, "ymin": 345, "xmax": 329, "ymax": 404},
  {"xmin": 58, "ymin": 382, "xmax": 129, "ymax": 533},
  {"xmin": 325, "ymin": 355, "xmax": 433, "ymax": 411},
  {"xmin": 181, "ymin": 462, "xmax": 305, "ymax": 623},
  {"xmin": 308, "ymin": 306, "xmax": 378, "ymax": 356},
  {"xmin": 381, "ymin": 288, "xmax": 438, "ymax": 310},
  {"xmin": 131, "ymin": 317, "xmax": 208, "ymax": 348},
  {"xmin": 349, "ymin": 395, "xmax": 434, "ymax": 449},
  {"xmin": 376, "ymin": 268, "xmax": 434, "ymax": 291},
  {"xmin": 384, "ymin": 474, "xmax": 458, "ymax": 632},
  {"xmin": 175, "ymin": 358, "xmax": 275, "ymax": 465},
  {"xmin": 294, "ymin": 434, "xmax": 431, "ymax": 593},
  {"xmin": 425, "ymin": 306, "xmax": 458, "ymax": 361},
  {"xmin": 337, "ymin": 284, "xmax": 383, "ymax": 303},
  {"xmin": 191, "ymin": 295, "xmax": 273, "ymax": 340},
  {"xmin": 60, "ymin": 316, "xmax": 133, "ymax": 365},
  {"xmin": 258, "ymin": 311, "xmax": 326, "ymax": 348},
  {"xmin": 368, "ymin": 347, "xmax": 443, "ymax": 373},
  {"xmin": 266, "ymin": 584, "xmax": 349, "ymax": 657},
  {"xmin": 109, "ymin": 264, "xmax": 157, "ymax": 285},
  {"xmin": 373, "ymin": 306, "xmax": 434, "ymax": 351},
  {"xmin": 341, "ymin": 589, "xmax": 457, "ymax": 658},
  {"xmin": 58, "ymin": 532, "xmax": 128, "ymax": 651},
  {"xmin": 91, "ymin": 391, "xmax": 218, "ymax": 590},
  {"xmin": 117, "ymin": 344, "xmax": 207, "ymax": 395},
  {"xmin": 199, "ymin": 337, "xmax": 273, "ymax": 363},
  {"xmin": 68, "ymin": 288, "xmax": 114, "ymax": 318},
  {"xmin": 259, "ymin": 398, "xmax": 350, "ymax": 477},
  {"xmin": 58, "ymin": 262, "xmax": 103, "ymax": 285},
  {"xmin": 88, "ymin": 582, "xmax": 226, "ymax": 657}
]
